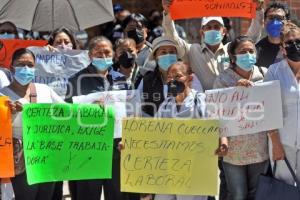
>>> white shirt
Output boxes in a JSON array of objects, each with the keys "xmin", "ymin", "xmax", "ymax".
[
  {"xmin": 156, "ymin": 89, "xmax": 206, "ymax": 118},
  {"xmin": 0, "ymin": 70, "xmax": 10, "ymax": 89},
  {"xmin": 0, "ymin": 83, "xmax": 64, "ymax": 139},
  {"xmin": 264, "ymin": 59, "xmax": 300, "ymax": 149}
]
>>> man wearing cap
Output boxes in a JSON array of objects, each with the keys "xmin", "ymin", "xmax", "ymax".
[{"xmin": 162, "ymin": 0, "xmax": 264, "ymax": 91}]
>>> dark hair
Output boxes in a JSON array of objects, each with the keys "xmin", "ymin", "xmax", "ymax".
[
  {"xmin": 113, "ymin": 3, "xmax": 124, "ymax": 13},
  {"xmin": 48, "ymin": 27, "xmax": 77, "ymax": 49},
  {"xmin": 228, "ymin": 35, "xmax": 255, "ymax": 65},
  {"xmin": 264, "ymin": 2, "xmax": 290, "ymax": 20},
  {"xmin": 0, "ymin": 21, "xmax": 19, "ymax": 38},
  {"xmin": 11, "ymin": 48, "xmax": 35, "ymax": 65},
  {"xmin": 88, "ymin": 36, "xmax": 113, "ymax": 52},
  {"xmin": 122, "ymin": 13, "xmax": 148, "ymax": 30}
]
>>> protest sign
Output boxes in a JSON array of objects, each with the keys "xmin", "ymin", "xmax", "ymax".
[
  {"xmin": 28, "ymin": 47, "xmax": 89, "ymax": 97},
  {"xmin": 22, "ymin": 103, "xmax": 115, "ymax": 185},
  {"xmin": 0, "ymin": 96, "xmax": 14, "ymax": 178},
  {"xmin": 205, "ymin": 81, "xmax": 283, "ymax": 137},
  {"xmin": 73, "ymin": 90, "xmax": 141, "ymax": 138},
  {"xmin": 121, "ymin": 118, "xmax": 219, "ymax": 195},
  {"xmin": 0, "ymin": 39, "xmax": 47, "ymax": 68},
  {"xmin": 170, "ymin": 0, "xmax": 256, "ymax": 20}
]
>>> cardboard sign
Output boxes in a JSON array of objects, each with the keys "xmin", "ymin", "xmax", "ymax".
[
  {"xmin": 73, "ymin": 90, "xmax": 141, "ymax": 138},
  {"xmin": 121, "ymin": 118, "xmax": 219, "ymax": 195},
  {"xmin": 28, "ymin": 47, "xmax": 89, "ymax": 97},
  {"xmin": 0, "ymin": 96, "xmax": 14, "ymax": 178},
  {"xmin": 22, "ymin": 103, "xmax": 115, "ymax": 185},
  {"xmin": 205, "ymin": 81, "xmax": 283, "ymax": 137}
]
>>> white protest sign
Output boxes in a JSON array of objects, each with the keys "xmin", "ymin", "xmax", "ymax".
[
  {"xmin": 72, "ymin": 90, "xmax": 141, "ymax": 138},
  {"xmin": 205, "ymin": 81, "xmax": 283, "ymax": 137},
  {"xmin": 28, "ymin": 47, "xmax": 90, "ymax": 97}
]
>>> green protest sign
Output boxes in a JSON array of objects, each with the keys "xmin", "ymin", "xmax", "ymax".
[{"xmin": 22, "ymin": 103, "xmax": 115, "ymax": 185}]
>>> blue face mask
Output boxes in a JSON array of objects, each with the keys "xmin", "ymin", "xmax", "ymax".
[
  {"xmin": 203, "ymin": 30, "xmax": 223, "ymax": 46},
  {"xmin": 235, "ymin": 53, "xmax": 256, "ymax": 71},
  {"xmin": 157, "ymin": 54, "xmax": 178, "ymax": 71},
  {"xmin": 266, "ymin": 19, "xmax": 283, "ymax": 38},
  {"xmin": 92, "ymin": 57, "xmax": 113, "ymax": 71},
  {"xmin": 0, "ymin": 33, "xmax": 16, "ymax": 39},
  {"xmin": 14, "ymin": 66, "xmax": 35, "ymax": 85}
]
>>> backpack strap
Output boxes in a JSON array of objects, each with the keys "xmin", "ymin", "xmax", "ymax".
[
  {"xmin": 29, "ymin": 83, "xmax": 37, "ymax": 103},
  {"xmin": 258, "ymin": 66, "xmax": 265, "ymax": 77},
  {"xmin": 194, "ymin": 92, "xmax": 203, "ymax": 117}
]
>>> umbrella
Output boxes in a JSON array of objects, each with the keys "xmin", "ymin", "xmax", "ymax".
[{"xmin": 0, "ymin": 0, "xmax": 115, "ymax": 32}]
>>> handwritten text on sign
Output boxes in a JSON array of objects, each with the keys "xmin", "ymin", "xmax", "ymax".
[
  {"xmin": 170, "ymin": 0, "xmax": 256, "ymax": 20},
  {"xmin": 0, "ymin": 96, "xmax": 14, "ymax": 178},
  {"xmin": 121, "ymin": 118, "xmax": 219, "ymax": 195},
  {"xmin": 72, "ymin": 90, "xmax": 141, "ymax": 138},
  {"xmin": 205, "ymin": 81, "xmax": 283, "ymax": 137},
  {"xmin": 28, "ymin": 47, "xmax": 89, "ymax": 97},
  {"xmin": 22, "ymin": 104, "xmax": 115, "ymax": 185}
]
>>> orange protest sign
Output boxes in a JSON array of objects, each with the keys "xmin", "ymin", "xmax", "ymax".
[
  {"xmin": 0, "ymin": 96, "xmax": 14, "ymax": 178},
  {"xmin": 0, "ymin": 39, "xmax": 47, "ymax": 68},
  {"xmin": 170, "ymin": 0, "xmax": 256, "ymax": 20}
]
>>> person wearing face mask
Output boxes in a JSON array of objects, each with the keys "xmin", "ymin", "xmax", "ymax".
[
  {"xmin": 0, "ymin": 21, "xmax": 19, "ymax": 39},
  {"xmin": 155, "ymin": 61, "xmax": 206, "ymax": 200},
  {"xmin": 138, "ymin": 36, "xmax": 203, "ymax": 117},
  {"xmin": 113, "ymin": 38, "xmax": 139, "ymax": 89},
  {"xmin": 65, "ymin": 36, "xmax": 130, "ymax": 200},
  {"xmin": 256, "ymin": 2, "xmax": 291, "ymax": 68},
  {"xmin": 66, "ymin": 36, "xmax": 128, "ymax": 102},
  {"xmin": 47, "ymin": 28, "xmax": 78, "ymax": 200},
  {"xmin": 0, "ymin": 48, "xmax": 64, "ymax": 200},
  {"xmin": 264, "ymin": 22, "xmax": 300, "ymax": 186},
  {"xmin": 47, "ymin": 27, "xmax": 78, "ymax": 51},
  {"xmin": 122, "ymin": 13, "xmax": 158, "ymax": 76},
  {"xmin": 162, "ymin": 0, "xmax": 264, "ymax": 91},
  {"xmin": 213, "ymin": 36, "xmax": 269, "ymax": 200}
]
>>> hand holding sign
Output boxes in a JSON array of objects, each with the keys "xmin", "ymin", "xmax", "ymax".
[
  {"xmin": 22, "ymin": 103, "xmax": 115, "ymax": 184},
  {"xmin": 215, "ymin": 138, "xmax": 229, "ymax": 157},
  {"xmin": 6, "ymin": 100, "xmax": 23, "ymax": 114},
  {"xmin": 236, "ymin": 79, "xmax": 254, "ymax": 87}
]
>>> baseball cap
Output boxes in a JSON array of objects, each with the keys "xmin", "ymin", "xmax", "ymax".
[
  {"xmin": 113, "ymin": 4, "xmax": 124, "ymax": 14},
  {"xmin": 201, "ymin": 17, "xmax": 224, "ymax": 27}
]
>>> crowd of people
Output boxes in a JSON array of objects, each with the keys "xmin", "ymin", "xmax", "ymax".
[{"xmin": 0, "ymin": 0, "xmax": 300, "ymax": 200}]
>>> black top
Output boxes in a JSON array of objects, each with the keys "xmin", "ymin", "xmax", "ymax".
[
  {"xmin": 256, "ymin": 36, "xmax": 280, "ymax": 68},
  {"xmin": 65, "ymin": 64, "xmax": 127, "ymax": 102},
  {"xmin": 142, "ymin": 66, "xmax": 165, "ymax": 117}
]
